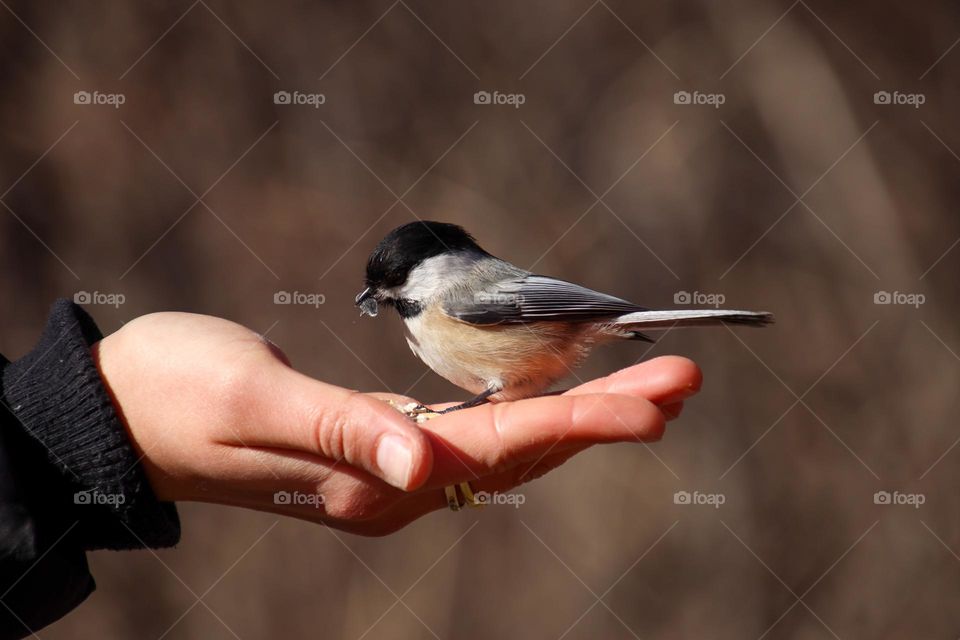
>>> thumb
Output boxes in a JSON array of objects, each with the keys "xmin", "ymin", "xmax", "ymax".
[{"xmin": 244, "ymin": 369, "xmax": 433, "ymax": 491}]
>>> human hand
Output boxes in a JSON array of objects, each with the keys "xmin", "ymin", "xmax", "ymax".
[{"xmin": 93, "ymin": 313, "xmax": 701, "ymax": 535}]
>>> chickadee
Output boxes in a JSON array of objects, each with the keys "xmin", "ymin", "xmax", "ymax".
[{"xmin": 356, "ymin": 221, "xmax": 772, "ymax": 411}]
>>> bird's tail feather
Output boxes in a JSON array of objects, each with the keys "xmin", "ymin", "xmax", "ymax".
[{"xmin": 613, "ymin": 309, "xmax": 774, "ymax": 330}]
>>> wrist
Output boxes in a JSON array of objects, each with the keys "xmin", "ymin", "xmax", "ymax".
[{"xmin": 1, "ymin": 300, "xmax": 182, "ymax": 549}]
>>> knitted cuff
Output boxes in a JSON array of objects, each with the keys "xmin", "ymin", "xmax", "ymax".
[{"xmin": 2, "ymin": 299, "xmax": 179, "ymax": 550}]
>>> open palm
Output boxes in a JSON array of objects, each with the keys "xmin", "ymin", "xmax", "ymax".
[{"xmin": 94, "ymin": 313, "xmax": 701, "ymax": 536}]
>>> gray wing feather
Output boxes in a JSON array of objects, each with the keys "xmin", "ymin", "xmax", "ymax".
[
  {"xmin": 444, "ymin": 275, "xmax": 645, "ymax": 325},
  {"xmin": 613, "ymin": 309, "xmax": 773, "ymax": 328}
]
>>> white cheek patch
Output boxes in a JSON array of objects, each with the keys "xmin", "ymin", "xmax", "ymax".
[{"xmin": 389, "ymin": 252, "xmax": 480, "ymax": 302}]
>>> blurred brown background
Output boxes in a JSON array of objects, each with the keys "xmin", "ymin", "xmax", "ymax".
[{"xmin": 1, "ymin": 1, "xmax": 959, "ymax": 637}]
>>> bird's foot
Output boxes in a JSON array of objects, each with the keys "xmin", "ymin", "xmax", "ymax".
[{"xmin": 387, "ymin": 400, "xmax": 442, "ymax": 423}]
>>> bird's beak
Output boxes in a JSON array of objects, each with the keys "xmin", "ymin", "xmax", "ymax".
[{"xmin": 355, "ymin": 287, "xmax": 379, "ymax": 317}]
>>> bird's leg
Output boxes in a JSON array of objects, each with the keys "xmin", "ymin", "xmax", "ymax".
[{"xmin": 437, "ymin": 386, "xmax": 500, "ymax": 414}]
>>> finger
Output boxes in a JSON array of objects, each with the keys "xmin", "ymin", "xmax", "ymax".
[
  {"xmin": 366, "ymin": 366, "xmax": 686, "ymax": 488},
  {"xmin": 416, "ymin": 392, "xmax": 665, "ymax": 487},
  {"xmin": 563, "ymin": 356, "xmax": 702, "ymax": 404},
  {"xmin": 223, "ymin": 395, "xmax": 675, "ymax": 531},
  {"xmin": 379, "ymin": 356, "xmax": 701, "ymax": 414},
  {"xmin": 227, "ymin": 390, "xmax": 670, "ymax": 535},
  {"xmin": 232, "ymin": 368, "xmax": 433, "ymax": 491},
  {"xmin": 333, "ymin": 437, "xmax": 610, "ymax": 536}
]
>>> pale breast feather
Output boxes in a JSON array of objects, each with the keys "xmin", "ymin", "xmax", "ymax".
[{"xmin": 403, "ymin": 304, "xmax": 588, "ymax": 398}]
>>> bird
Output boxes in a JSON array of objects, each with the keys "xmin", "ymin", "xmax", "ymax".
[{"xmin": 355, "ymin": 221, "xmax": 772, "ymax": 412}]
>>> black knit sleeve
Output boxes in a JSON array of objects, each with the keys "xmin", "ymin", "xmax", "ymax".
[{"xmin": 0, "ymin": 299, "xmax": 180, "ymax": 638}]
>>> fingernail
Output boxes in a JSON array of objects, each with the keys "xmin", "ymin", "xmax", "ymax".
[{"xmin": 377, "ymin": 434, "xmax": 414, "ymax": 489}]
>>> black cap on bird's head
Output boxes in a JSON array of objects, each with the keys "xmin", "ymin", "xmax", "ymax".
[{"xmin": 355, "ymin": 221, "xmax": 486, "ymax": 316}]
